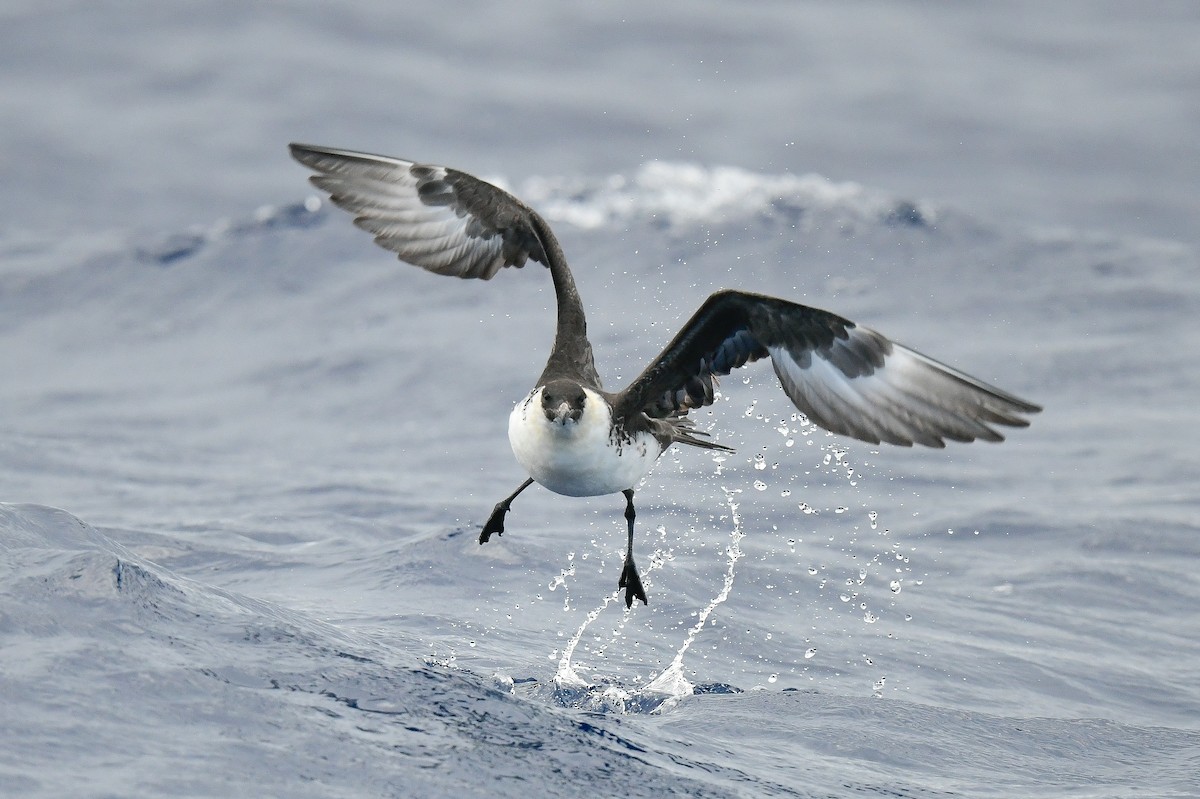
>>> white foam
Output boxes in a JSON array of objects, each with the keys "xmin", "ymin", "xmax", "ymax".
[{"xmin": 521, "ymin": 161, "xmax": 925, "ymax": 231}]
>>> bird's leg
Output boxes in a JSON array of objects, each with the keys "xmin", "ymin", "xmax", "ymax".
[
  {"xmin": 480, "ymin": 478, "xmax": 534, "ymax": 544},
  {"xmin": 618, "ymin": 488, "xmax": 648, "ymax": 608}
]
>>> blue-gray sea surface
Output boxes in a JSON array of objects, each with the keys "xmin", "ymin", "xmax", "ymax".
[{"xmin": 2, "ymin": 3, "xmax": 1198, "ymax": 797}]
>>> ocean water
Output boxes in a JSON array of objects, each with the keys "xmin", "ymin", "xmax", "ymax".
[{"xmin": 2, "ymin": 3, "xmax": 1198, "ymax": 797}]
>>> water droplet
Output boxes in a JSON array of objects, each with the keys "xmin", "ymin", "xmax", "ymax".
[
  {"xmin": 785, "ymin": 438, "xmax": 795, "ymax": 447},
  {"xmin": 807, "ymin": 566, "xmax": 818, "ymax": 575},
  {"xmin": 753, "ymin": 453, "xmax": 767, "ymax": 470},
  {"xmin": 835, "ymin": 506, "xmax": 848, "ymax": 514},
  {"xmin": 780, "ymin": 489, "xmax": 791, "ymax": 498},
  {"xmin": 904, "ymin": 614, "xmax": 913, "ymax": 622},
  {"xmin": 767, "ymin": 673, "xmax": 778, "ymax": 684},
  {"xmin": 804, "ymin": 648, "xmax": 817, "ymax": 659},
  {"xmin": 868, "ymin": 511, "xmax": 878, "ymax": 529},
  {"xmin": 873, "ymin": 677, "xmax": 886, "ymax": 691},
  {"xmin": 889, "ymin": 580, "xmax": 902, "ymax": 593},
  {"xmin": 863, "ymin": 611, "xmax": 877, "ymax": 623},
  {"xmin": 753, "ymin": 480, "xmax": 767, "ymax": 491}
]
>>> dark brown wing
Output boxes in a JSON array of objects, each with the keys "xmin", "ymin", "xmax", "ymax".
[
  {"xmin": 289, "ymin": 143, "xmax": 546, "ymax": 279},
  {"xmin": 616, "ymin": 290, "xmax": 1041, "ymax": 448},
  {"xmin": 290, "ymin": 143, "xmax": 602, "ymax": 388}
]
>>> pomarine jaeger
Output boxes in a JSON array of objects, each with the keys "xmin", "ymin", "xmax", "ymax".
[{"xmin": 289, "ymin": 143, "xmax": 1040, "ymax": 608}]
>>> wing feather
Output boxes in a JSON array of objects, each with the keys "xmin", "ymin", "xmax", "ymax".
[
  {"xmin": 617, "ymin": 290, "xmax": 1040, "ymax": 448},
  {"xmin": 290, "ymin": 143, "xmax": 546, "ymax": 280}
]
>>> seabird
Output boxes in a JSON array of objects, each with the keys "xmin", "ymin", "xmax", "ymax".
[{"xmin": 289, "ymin": 143, "xmax": 1041, "ymax": 608}]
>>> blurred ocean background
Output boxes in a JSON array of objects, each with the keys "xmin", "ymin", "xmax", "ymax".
[{"xmin": 2, "ymin": 2, "xmax": 1198, "ymax": 796}]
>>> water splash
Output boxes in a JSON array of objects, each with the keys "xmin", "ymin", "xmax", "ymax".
[
  {"xmin": 642, "ymin": 486, "xmax": 745, "ymax": 698},
  {"xmin": 553, "ymin": 527, "xmax": 672, "ymax": 695},
  {"xmin": 546, "ymin": 553, "xmax": 577, "ymax": 611},
  {"xmin": 553, "ymin": 590, "xmax": 623, "ymax": 692}
]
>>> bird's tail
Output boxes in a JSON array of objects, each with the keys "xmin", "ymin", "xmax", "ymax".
[{"xmin": 665, "ymin": 418, "xmax": 734, "ymax": 452}]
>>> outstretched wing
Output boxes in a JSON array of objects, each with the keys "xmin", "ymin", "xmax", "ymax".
[
  {"xmin": 289, "ymin": 143, "xmax": 547, "ymax": 280},
  {"xmin": 616, "ymin": 290, "xmax": 1041, "ymax": 448}
]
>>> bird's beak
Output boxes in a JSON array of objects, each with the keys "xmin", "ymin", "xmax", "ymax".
[{"xmin": 553, "ymin": 401, "xmax": 572, "ymax": 425}]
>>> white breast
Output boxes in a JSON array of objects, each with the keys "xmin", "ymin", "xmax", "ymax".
[{"xmin": 508, "ymin": 387, "xmax": 663, "ymax": 497}]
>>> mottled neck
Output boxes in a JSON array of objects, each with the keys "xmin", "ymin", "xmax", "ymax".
[{"xmin": 531, "ymin": 215, "xmax": 600, "ymax": 389}]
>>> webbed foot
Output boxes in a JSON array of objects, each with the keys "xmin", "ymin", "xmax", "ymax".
[
  {"xmin": 480, "ymin": 477, "xmax": 535, "ymax": 545},
  {"xmin": 619, "ymin": 559, "xmax": 648, "ymax": 608},
  {"xmin": 479, "ymin": 502, "xmax": 509, "ymax": 545}
]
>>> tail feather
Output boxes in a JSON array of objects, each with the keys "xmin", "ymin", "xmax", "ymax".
[{"xmin": 664, "ymin": 418, "xmax": 735, "ymax": 452}]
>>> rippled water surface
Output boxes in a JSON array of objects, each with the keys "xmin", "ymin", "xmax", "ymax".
[{"xmin": 2, "ymin": 3, "xmax": 1198, "ymax": 797}]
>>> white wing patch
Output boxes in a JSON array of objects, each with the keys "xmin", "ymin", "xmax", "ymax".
[
  {"xmin": 292, "ymin": 146, "xmax": 514, "ymax": 279},
  {"xmin": 768, "ymin": 330, "xmax": 1028, "ymax": 447}
]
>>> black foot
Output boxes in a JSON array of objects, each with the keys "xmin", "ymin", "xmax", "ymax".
[
  {"xmin": 480, "ymin": 503, "xmax": 509, "ymax": 545},
  {"xmin": 619, "ymin": 560, "xmax": 648, "ymax": 608},
  {"xmin": 481, "ymin": 478, "xmax": 534, "ymax": 545}
]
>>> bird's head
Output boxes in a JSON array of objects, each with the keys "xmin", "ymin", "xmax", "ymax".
[{"xmin": 540, "ymin": 380, "xmax": 587, "ymax": 427}]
